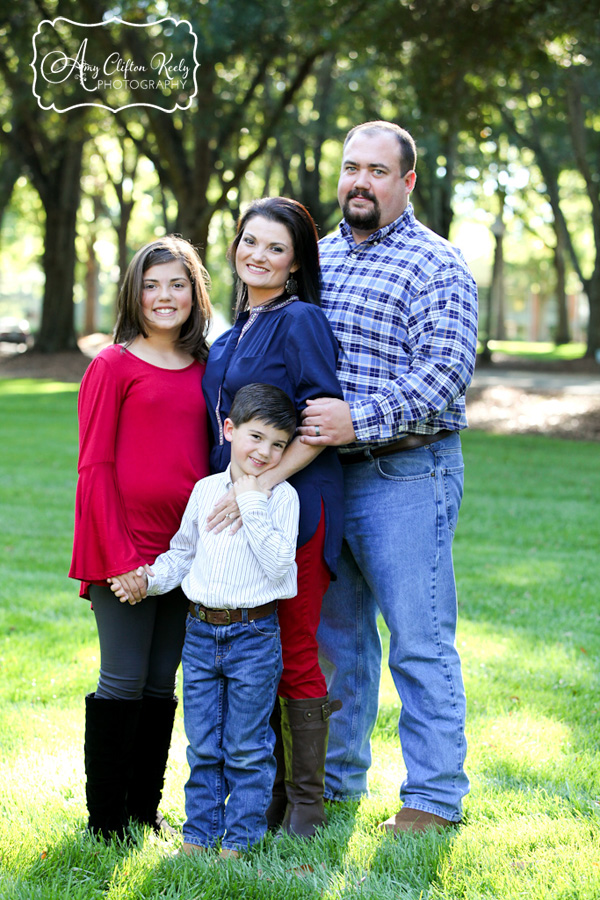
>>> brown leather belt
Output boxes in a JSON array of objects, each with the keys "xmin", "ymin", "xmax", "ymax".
[
  {"xmin": 188, "ymin": 600, "xmax": 277, "ymax": 625},
  {"xmin": 339, "ymin": 430, "xmax": 455, "ymax": 465}
]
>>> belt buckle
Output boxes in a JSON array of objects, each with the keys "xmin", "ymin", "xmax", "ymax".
[
  {"xmin": 198, "ymin": 607, "xmax": 207, "ymax": 621},
  {"xmin": 222, "ymin": 608, "xmax": 232, "ymax": 625}
]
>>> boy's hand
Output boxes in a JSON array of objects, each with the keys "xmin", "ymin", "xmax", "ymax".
[
  {"xmin": 108, "ymin": 565, "xmax": 153, "ymax": 605},
  {"xmin": 233, "ymin": 474, "xmax": 265, "ymax": 496}
]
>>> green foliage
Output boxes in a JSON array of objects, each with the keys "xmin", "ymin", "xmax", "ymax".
[
  {"xmin": 1, "ymin": 0, "xmax": 599, "ymax": 348},
  {"xmin": 1, "ymin": 379, "xmax": 599, "ymax": 898}
]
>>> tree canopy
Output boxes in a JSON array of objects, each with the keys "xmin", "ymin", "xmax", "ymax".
[{"xmin": 0, "ymin": 0, "xmax": 598, "ymax": 357}]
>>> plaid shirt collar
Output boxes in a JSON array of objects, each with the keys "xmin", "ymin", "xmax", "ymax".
[{"xmin": 337, "ymin": 204, "xmax": 414, "ymax": 248}]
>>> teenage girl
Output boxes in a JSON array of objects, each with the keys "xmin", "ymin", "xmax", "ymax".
[{"xmin": 70, "ymin": 236, "xmax": 212, "ymax": 839}]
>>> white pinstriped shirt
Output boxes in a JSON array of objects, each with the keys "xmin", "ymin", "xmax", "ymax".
[{"xmin": 146, "ymin": 467, "xmax": 299, "ymax": 609}]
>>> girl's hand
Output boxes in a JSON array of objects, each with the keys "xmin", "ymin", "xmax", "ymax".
[
  {"xmin": 206, "ymin": 488, "xmax": 242, "ymax": 535},
  {"xmin": 108, "ymin": 576, "xmax": 131, "ymax": 603},
  {"xmin": 108, "ymin": 565, "xmax": 153, "ymax": 605}
]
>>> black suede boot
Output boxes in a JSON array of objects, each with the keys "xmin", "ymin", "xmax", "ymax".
[
  {"xmin": 265, "ymin": 700, "xmax": 287, "ymax": 831},
  {"xmin": 280, "ymin": 695, "xmax": 342, "ymax": 838},
  {"xmin": 84, "ymin": 692, "xmax": 142, "ymax": 841},
  {"xmin": 126, "ymin": 695, "xmax": 178, "ymax": 833}
]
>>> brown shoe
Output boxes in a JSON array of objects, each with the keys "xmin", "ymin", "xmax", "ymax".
[
  {"xmin": 219, "ymin": 848, "xmax": 242, "ymax": 860},
  {"xmin": 379, "ymin": 808, "xmax": 460, "ymax": 834},
  {"xmin": 181, "ymin": 842, "xmax": 210, "ymax": 855}
]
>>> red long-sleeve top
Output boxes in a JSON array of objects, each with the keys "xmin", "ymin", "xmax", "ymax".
[{"xmin": 69, "ymin": 345, "xmax": 210, "ymax": 598}]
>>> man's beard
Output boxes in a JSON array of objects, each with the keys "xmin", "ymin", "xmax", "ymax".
[{"xmin": 342, "ymin": 190, "xmax": 381, "ymax": 231}]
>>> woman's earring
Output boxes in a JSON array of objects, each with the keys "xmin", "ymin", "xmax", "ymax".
[{"xmin": 285, "ymin": 274, "xmax": 299, "ymax": 295}]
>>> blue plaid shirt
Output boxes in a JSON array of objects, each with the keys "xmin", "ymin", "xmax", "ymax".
[{"xmin": 319, "ymin": 204, "xmax": 478, "ymax": 450}]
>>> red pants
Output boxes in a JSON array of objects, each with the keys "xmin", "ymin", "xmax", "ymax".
[{"xmin": 277, "ymin": 507, "xmax": 329, "ymax": 699}]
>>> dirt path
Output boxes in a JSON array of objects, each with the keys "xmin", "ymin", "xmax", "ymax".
[{"xmin": 466, "ymin": 383, "xmax": 600, "ymax": 441}]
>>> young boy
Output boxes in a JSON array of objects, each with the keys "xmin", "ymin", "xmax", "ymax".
[{"xmin": 111, "ymin": 383, "xmax": 299, "ymax": 857}]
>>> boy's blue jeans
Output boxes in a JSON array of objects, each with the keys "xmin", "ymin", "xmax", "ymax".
[{"xmin": 182, "ymin": 608, "xmax": 282, "ymax": 851}]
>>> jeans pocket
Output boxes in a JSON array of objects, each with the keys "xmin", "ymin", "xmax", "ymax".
[
  {"xmin": 250, "ymin": 614, "xmax": 280, "ymax": 638},
  {"xmin": 442, "ymin": 463, "xmax": 464, "ymax": 535},
  {"xmin": 185, "ymin": 612, "xmax": 198, "ymax": 634},
  {"xmin": 375, "ymin": 449, "xmax": 434, "ymax": 482}
]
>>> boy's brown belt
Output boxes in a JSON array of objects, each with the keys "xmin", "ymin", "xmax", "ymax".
[{"xmin": 188, "ymin": 600, "xmax": 277, "ymax": 625}]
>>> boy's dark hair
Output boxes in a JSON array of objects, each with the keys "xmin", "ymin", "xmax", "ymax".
[{"xmin": 228, "ymin": 384, "xmax": 297, "ymax": 437}]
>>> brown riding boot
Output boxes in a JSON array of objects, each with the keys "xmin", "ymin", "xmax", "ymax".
[{"xmin": 279, "ymin": 695, "xmax": 341, "ymax": 838}]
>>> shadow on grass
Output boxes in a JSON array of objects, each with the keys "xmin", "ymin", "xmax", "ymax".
[
  {"xmin": 374, "ymin": 653, "xmax": 599, "ymax": 825},
  {"xmin": 0, "ymin": 788, "xmax": 496, "ymax": 900},
  {"xmin": 374, "ymin": 588, "xmax": 600, "ymax": 823},
  {"xmin": 3, "ymin": 825, "xmax": 127, "ymax": 898}
]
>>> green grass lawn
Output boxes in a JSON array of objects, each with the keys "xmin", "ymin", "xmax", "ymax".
[
  {"xmin": 1, "ymin": 379, "xmax": 599, "ymax": 899},
  {"xmin": 479, "ymin": 340, "xmax": 588, "ymax": 363}
]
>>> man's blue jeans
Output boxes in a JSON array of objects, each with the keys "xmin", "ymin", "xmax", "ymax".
[
  {"xmin": 317, "ymin": 433, "xmax": 469, "ymax": 821},
  {"xmin": 182, "ymin": 609, "xmax": 282, "ymax": 851}
]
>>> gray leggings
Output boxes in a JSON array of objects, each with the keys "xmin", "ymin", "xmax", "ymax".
[{"xmin": 90, "ymin": 585, "xmax": 189, "ymax": 701}]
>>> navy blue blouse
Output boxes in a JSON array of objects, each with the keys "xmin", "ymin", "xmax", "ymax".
[{"xmin": 202, "ymin": 297, "xmax": 344, "ymax": 576}]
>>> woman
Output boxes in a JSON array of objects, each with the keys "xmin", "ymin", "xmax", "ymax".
[
  {"xmin": 202, "ymin": 197, "xmax": 343, "ymax": 838},
  {"xmin": 69, "ymin": 236, "xmax": 212, "ymax": 840}
]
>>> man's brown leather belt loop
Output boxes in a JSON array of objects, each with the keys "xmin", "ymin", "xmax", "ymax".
[
  {"xmin": 188, "ymin": 600, "xmax": 278, "ymax": 625},
  {"xmin": 339, "ymin": 430, "xmax": 455, "ymax": 465}
]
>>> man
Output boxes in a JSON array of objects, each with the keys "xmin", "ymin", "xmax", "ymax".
[{"xmin": 299, "ymin": 121, "xmax": 478, "ymax": 833}]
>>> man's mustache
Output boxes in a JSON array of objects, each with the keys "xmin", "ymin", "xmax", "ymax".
[{"xmin": 346, "ymin": 189, "xmax": 377, "ymax": 203}]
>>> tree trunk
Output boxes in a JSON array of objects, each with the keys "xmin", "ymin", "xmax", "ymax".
[
  {"xmin": 565, "ymin": 77, "xmax": 600, "ymax": 361},
  {"xmin": 176, "ymin": 200, "xmax": 211, "ymax": 255},
  {"xmin": 438, "ymin": 133, "xmax": 457, "ymax": 241},
  {"xmin": 490, "ymin": 190, "xmax": 507, "ymax": 342},
  {"xmin": 0, "ymin": 154, "xmax": 20, "ymax": 238},
  {"xmin": 113, "ymin": 197, "xmax": 135, "ymax": 315},
  {"xmin": 553, "ymin": 230, "xmax": 570, "ymax": 345},
  {"xmin": 491, "ymin": 227, "xmax": 506, "ymax": 341},
  {"xmin": 84, "ymin": 239, "xmax": 99, "ymax": 336},
  {"xmin": 479, "ymin": 284, "xmax": 494, "ymax": 364},
  {"xmin": 584, "ymin": 266, "xmax": 600, "ymax": 361},
  {"xmin": 108, "ymin": 143, "xmax": 138, "ymax": 312},
  {"xmin": 36, "ymin": 139, "xmax": 85, "ymax": 353}
]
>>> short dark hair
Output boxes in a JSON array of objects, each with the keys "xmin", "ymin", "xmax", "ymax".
[
  {"xmin": 228, "ymin": 196, "xmax": 321, "ymax": 316},
  {"xmin": 344, "ymin": 121, "xmax": 417, "ymax": 176},
  {"xmin": 228, "ymin": 383, "xmax": 297, "ymax": 437},
  {"xmin": 114, "ymin": 235, "xmax": 212, "ymax": 362}
]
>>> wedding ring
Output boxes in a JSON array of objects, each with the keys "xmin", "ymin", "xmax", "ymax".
[{"xmin": 315, "ymin": 425, "xmax": 321, "ymax": 437}]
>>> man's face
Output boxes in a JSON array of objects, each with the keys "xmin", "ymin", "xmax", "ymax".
[{"xmin": 337, "ymin": 130, "xmax": 416, "ymax": 241}]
